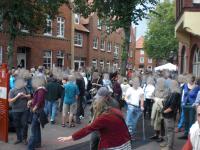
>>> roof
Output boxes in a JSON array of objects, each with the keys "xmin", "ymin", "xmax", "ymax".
[
  {"xmin": 74, "ymin": 24, "xmax": 90, "ymax": 33},
  {"xmin": 136, "ymin": 36, "xmax": 144, "ymax": 49}
]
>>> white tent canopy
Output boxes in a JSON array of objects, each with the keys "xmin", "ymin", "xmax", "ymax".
[{"xmin": 154, "ymin": 63, "xmax": 178, "ymax": 71}]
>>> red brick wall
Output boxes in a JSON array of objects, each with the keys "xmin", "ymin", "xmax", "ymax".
[{"xmin": 0, "ymin": 4, "xmax": 72, "ymax": 69}]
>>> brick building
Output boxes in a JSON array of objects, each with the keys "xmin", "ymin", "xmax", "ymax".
[
  {"xmin": 0, "ymin": 4, "xmax": 136, "ymax": 72},
  {"xmin": 134, "ymin": 36, "xmax": 156, "ymax": 71},
  {"xmin": 175, "ymin": 0, "xmax": 200, "ymax": 77}
]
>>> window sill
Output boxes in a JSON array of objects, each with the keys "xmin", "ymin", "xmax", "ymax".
[
  {"xmin": 74, "ymin": 44, "xmax": 83, "ymax": 47},
  {"xmin": 93, "ymin": 47, "xmax": 98, "ymax": 50}
]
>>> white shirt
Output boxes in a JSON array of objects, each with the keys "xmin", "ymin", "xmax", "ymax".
[
  {"xmin": 125, "ymin": 87, "xmax": 144, "ymax": 106},
  {"xmin": 190, "ymin": 121, "xmax": 200, "ymax": 150},
  {"xmin": 121, "ymin": 83, "xmax": 130, "ymax": 97},
  {"xmin": 144, "ymin": 84, "xmax": 155, "ymax": 99}
]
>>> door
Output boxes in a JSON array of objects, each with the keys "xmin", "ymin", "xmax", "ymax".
[{"xmin": 17, "ymin": 53, "xmax": 26, "ymax": 68}]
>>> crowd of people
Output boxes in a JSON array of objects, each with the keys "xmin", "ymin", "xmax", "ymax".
[{"xmin": 7, "ymin": 66, "xmax": 200, "ymax": 150}]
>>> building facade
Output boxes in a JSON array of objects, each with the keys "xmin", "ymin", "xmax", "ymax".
[
  {"xmin": 0, "ymin": 4, "xmax": 136, "ymax": 72},
  {"xmin": 134, "ymin": 36, "xmax": 156, "ymax": 71},
  {"xmin": 175, "ymin": 0, "xmax": 200, "ymax": 77}
]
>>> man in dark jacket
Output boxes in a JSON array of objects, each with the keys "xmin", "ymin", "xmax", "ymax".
[{"xmin": 45, "ymin": 76, "xmax": 62, "ymax": 124}]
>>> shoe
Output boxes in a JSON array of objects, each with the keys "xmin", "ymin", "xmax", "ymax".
[
  {"xmin": 23, "ymin": 139, "xmax": 28, "ymax": 145},
  {"xmin": 175, "ymin": 127, "xmax": 184, "ymax": 133},
  {"xmin": 61, "ymin": 123, "xmax": 65, "ymax": 127},
  {"xmin": 68, "ymin": 124, "xmax": 75, "ymax": 128},
  {"xmin": 149, "ymin": 135, "xmax": 159, "ymax": 140},
  {"xmin": 50, "ymin": 120, "xmax": 55, "ymax": 124},
  {"xmin": 178, "ymin": 135, "xmax": 188, "ymax": 140},
  {"xmin": 14, "ymin": 140, "xmax": 22, "ymax": 144},
  {"xmin": 160, "ymin": 142, "xmax": 167, "ymax": 147},
  {"xmin": 35, "ymin": 143, "xmax": 41, "ymax": 148},
  {"xmin": 156, "ymin": 138, "xmax": 164, "ymax": 143}
]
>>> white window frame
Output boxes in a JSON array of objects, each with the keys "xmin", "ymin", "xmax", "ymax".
[
  {"xmin": 20, "ymin": 24, "xmax": 29, "ymax": 33},
  {"xmin": 74, "ymin": 14, "xmax": 80, "ymax": 24},
  {"xmin": 140, "ymin": 49, "xmax": 144, "ymax": 55},
  {"xmin": 106, "ymin": 25, "xmax": 110, "ymax": 33},
  {"xmin": 0, "ymin": 46, "xmax": 2, "ymax": 64},
  {"xmin": 148, "ymin": 58, "xmax": 152, "ymax": 63},
  {"xmin": 140, "ymin": 57, "xmax": 144, "ymax": 63},
  {"xmin": 99, "ymin": 60, "xmax": 104, "ymax": 69},
  {"xmin": 107, "ymin": 41, "xmax": 112, "ymax": 52},
  {"xmin": 114, "ymin": 44, "xmax": 119, "ymax": 58},
  {"xmin": 43, "ymin": 50, "xmax": 52, "ymax": 69},
  {"xmin": 0, "ymin": 12, "xmax": 3, "ymax": 30},
  {"xmin": 147, "ymin": 65, "xmax": 152, "ymax": 71},
  {"xmin": 100, "ymin": 39, "xmax": 105, "ymax": 51},
  {"xmin": 129, "ymin": 50, "xmax": 133, "ymax": 57},
  {"xmin": 193, "ymin": 48, "xmax": 200, "ymax": 77},
  {"xmin": 107, "ymin": 61, "xmax": 111, "ymax": 72},
  {"xmin": 44, "ymin": 16, "xmax": 52, "ymax": 36},
  {"xmin": 193, "ymin": 0, "xmax": 200, "ymax": 4},
  {"xmin": 97, "ymin": 19, "xmax": 102, "ymax": 30},
  {"xmin": 74, "ymin": 32, "xmax": 83, "ymax": 47},
  {"xmin": 57, "ymin": 17, "xmax": 65, "ymax": 38},
  {"xmin": 93, "ymin": 37, "xmax": 98, "ymax": 49}
]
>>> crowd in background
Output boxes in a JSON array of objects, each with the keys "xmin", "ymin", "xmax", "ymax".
[{"xmin": 7, "ymin": 65, "xmax": 200, "ymax": 150}]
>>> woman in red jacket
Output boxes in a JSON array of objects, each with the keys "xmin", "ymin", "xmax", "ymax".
[{"xmin": 58, "ymin": 98, "xmax": 132, "ymax": 150}]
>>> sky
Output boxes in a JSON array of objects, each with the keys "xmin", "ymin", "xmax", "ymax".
[{"xmin": 135, "ymin": 19, "xmax": 148, "ymax": 40}]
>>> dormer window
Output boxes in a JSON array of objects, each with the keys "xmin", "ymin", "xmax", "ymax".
[{"xmin": 74, "ymin": 14, "xmax": 80, "ymax": 24}]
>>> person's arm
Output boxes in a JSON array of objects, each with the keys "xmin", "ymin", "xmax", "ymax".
[
  {"xmin": 140, "ymin": 94, "xmax": 144, "ymax": 111},
  {"xmin": 8, "ymin": 92, "xmax": 23, "ymax": 103},
  {"xmin": 57, "ymin": 114, "xmax": 106, "ymax": 142}
]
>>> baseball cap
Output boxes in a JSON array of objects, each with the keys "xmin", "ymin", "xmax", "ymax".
[{"xmin": 94, "ymin": 87, "xmax": 110, "ymax": 100}]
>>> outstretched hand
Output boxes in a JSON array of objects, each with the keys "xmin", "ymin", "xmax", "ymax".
[{"xmin": 57, "ymin": 136, "xmax": 72, "ymax": 142}]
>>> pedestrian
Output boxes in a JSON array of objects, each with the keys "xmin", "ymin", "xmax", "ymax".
[
  {"xmin": 8, "ymin": 78, "xmax": 31, "ymax": 145},
  {"xmin": 179, "ymin": 75, "xmax": 200, "ymax": 140},
  {"xmin": 124, "ymin": 77, "xmax": 144, "ymax": 140},
  {"xmin": 182, "ymin": 105, "xmax": 200, "ymax": 150},
  {"xmin": 45, "ymin": 74, "xmax": 62, "ymax": 124},
  {"xmin": 160, "ymin": 80, "xmax": 181, "ymax": 150},
  {"xmin": 27, "ymin": 76, "xmax": 47, "ymax": 150},
  {"xmin": 111, "ymin": 71, "xmax": 122, "ymax": 103},
  {"xmin": 58, "ymin": 98, "xmax": 132, "ymax": 150},
  {"xmin": 62, "ymin": 75, "xmax": 79, "ymax": 127}
]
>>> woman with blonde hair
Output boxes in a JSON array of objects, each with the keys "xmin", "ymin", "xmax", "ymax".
[{"xmin": 58, "ymin": 98, "xmax": 132, "ymax": 150}]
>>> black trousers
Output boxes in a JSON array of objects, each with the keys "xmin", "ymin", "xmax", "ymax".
[
  {"xmin": 76, "ymin": 96, "xmax": 85, "ymax": 121},
  {"xmin": 12, "ymin": 110, "xmax": 29, "ymax": 141},
  {"xmin": 144, "ymin": 98, "xmax": 153, "ymax": 119}
]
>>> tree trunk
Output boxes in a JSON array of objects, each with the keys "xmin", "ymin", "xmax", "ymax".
[
  {"xmin": 121, "ymin": 27, "xmax": 130, "ymax": 76},
  {"xmin": 7, "ymin": 38, "xmax": 14, "ymax": 70}
]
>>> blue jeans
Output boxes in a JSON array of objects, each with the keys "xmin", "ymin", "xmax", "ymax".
[
  {"xmin": 126, "ymin": 105, "xmax": 142, "ymax": 135},
  {"xmin": 28, "ymin": 113, "xmax": 41, "ymax": 150},
  {"xmin": 177, "ymin": 106, "xmax": 185, "ymax": 129},
  {"xmin": 183, "ymin": 105, "xmax": 196, "ymax": 136},
  {"xmin": 45, "ymin": 100, "xmax": 57, "ymax": 121}
]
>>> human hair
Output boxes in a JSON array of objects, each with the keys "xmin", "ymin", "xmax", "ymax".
[{"xmin": 32, "ymin": 76, "xmax": 46, "ymax": 88}]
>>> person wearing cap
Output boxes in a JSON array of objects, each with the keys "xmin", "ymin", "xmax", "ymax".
[{"xmin": 90, "ymin": 87, "xmax": 120, "ymax": 150}]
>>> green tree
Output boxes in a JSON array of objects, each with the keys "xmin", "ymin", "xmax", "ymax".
[
  {"xmin": 73, "ymin": 0, "xmax": 157, "ymax": 75},
  {"xmin": 144, "ymin": 0, "xmax": 178, "ymax": 62},
  {"xmin": 0, "ymin": 0, "xmax": 68, "ymax": 69}
]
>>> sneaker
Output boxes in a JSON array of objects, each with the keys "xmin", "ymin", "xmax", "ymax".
[
  {"xmin": 14, "ymin": 140, "xmax": 22, "ymax": 145},
  {"xmin": 156, "ymin": 138, "xmax": 164, "ymax": 143},
  {"xmin": 149, "ymin": 135, "xmax": 159, "ymax": 140},
  {"xmin": 23, "ymin": 139, "xmax": 28, "ymax": 145},
  {"xmin": 178, "ymin": 135, "xmax": 188, "ymax": 140},
  {"xmin": 160, "ymin": 142, "xmax": 167, "ymax": 147},
  {"xmin": 50, "ymin": 120, "xmax": 55, "ymax": 124},
  {"xmin": 175, "ymin": 127, "xmax": 184, "ymax": 133}
]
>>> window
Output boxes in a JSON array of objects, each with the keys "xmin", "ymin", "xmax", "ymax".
[
  {"xmin": 148, "ymin": 58, "xmax": 152, "ymax": 63},
  {"xmin": 93, "ymin": 37, "xmax": 98, "ymax": 49},
  {"xmin": 147, "ymin": 66, "xmax": 152, "ymax": 71},
  {"xmin": 57, "ymin": 50, "xmax": 64, "ymax": 68},
  {"xmin": 74, "ymin": 32, "xmax": 83, "ymax": 47},
  {"xmin": 140, "ymin": 57, "xmax": 144, "ymax": 63},
  {"xmin": 100, "ymin": 60, "xmax": 104, "ymax": 71},
  {"xmin": 44, "ymin": 16, "xmax": 52, "ymax": 36},
  {"xmin": 92, "ymin": 59, "xmax": 97, "ymax": 69},
  {"xmin": 181, "ymin": 47, "xmax": 187, "ymax": 74},
  {"xmin": 107, "ymin": 42, "xmax": 112, "ymax": 52},
  {"xmin": 106, "ymin": 61, "xmax": 111, "ymax": 72},
  {"xmin": 106, "ymin": 25, "xmax": 110, "ymax": 33},
  {"xmin": 0, "ymin": 12, "xmax": 3, "ymax": 30},
  {"xmin": 57, "ymin": 17, "xmax": 65, "ymax": 37},
  {"xmin": 129, "ymin": 50, "xmax": 133, "ymax": 57},
  {"xmin": 193, "ymin": 0, "xmax": 200, "ymax": 4},
  {"xmin": 43, "ymin": 50, "xmax": 52, "ymax": 69},
  {"xmin": 140, "ymin": 49, "xmax": 144, "ymax": 55},
  {"xmin": 74, "ymin": 14, "xmax": 80, "ymax": 24},
  {"xmin": 114, "ymin": 44, "xmax": 119, "ymax": 58},
  {"xmin": 0, "ymin": 46, "xmax": 2, "ymax": 64},
  {"xmin": 97, "ymin": 19, "xmax": 102, "ymax": 30},
  {"xmin": 193, "ymin": 47, "xmax": 200, "ymax": 77},
  {"xmin": 100, "ymin": 39, "xmax": 105, "ymax": 50}
]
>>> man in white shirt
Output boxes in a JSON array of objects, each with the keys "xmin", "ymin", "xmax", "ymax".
[{"xmin": 125, "ymin": 77, "xmax": 144, "ymax": 140}]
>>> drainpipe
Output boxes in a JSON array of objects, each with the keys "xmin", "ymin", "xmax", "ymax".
[{"xmin": 70, "ymin": 0, "xmax": 75, "ymax": 70}]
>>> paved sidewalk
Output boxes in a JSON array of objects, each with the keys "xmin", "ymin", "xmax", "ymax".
[{"xmin": 0, "ymin": 105, "xmax": 186, "ymax": 150}]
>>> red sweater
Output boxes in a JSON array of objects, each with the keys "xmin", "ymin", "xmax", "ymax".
[{"xmin": 72, "ymin": 108, "xmax": 130, "ymax": 149}]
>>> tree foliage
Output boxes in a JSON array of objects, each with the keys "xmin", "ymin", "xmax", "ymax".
[
  {"xmin": 144, "ymin": 0, "xmax": 178, "ymax": 61},
  {"xmin": 0, "ymin": 0, "xmax": 68, "ymax": 68},
  {"xmin": 73, "ymin": 0, "xmax": 158, "ymax": 75}
]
